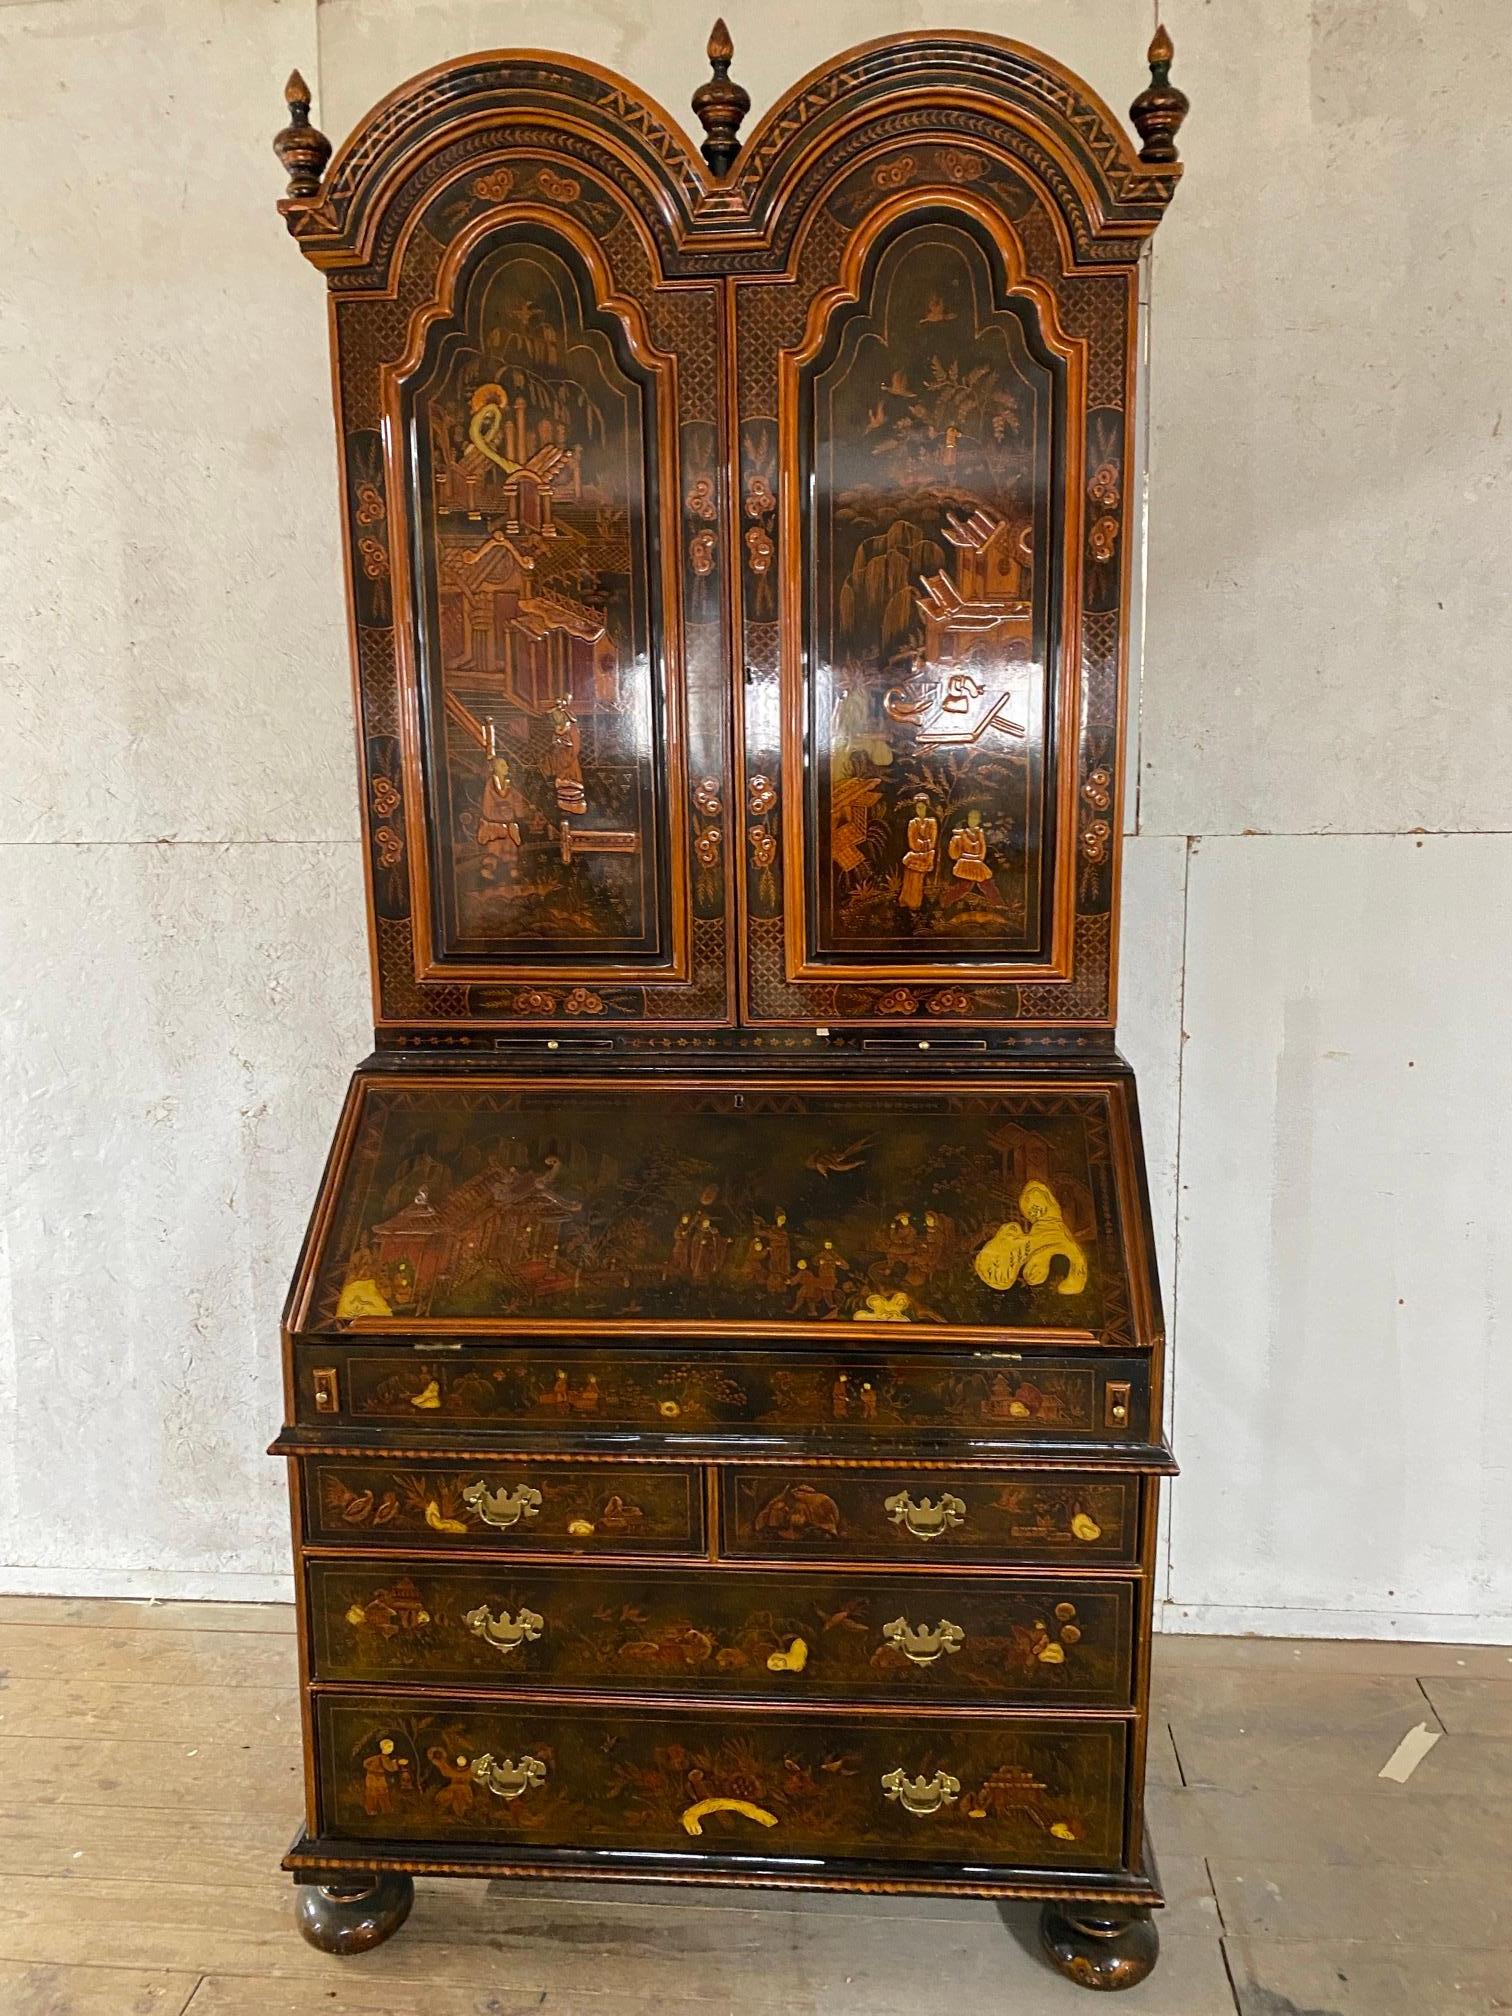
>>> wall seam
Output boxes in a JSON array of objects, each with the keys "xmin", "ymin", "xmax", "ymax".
[
  {"xmin": 0, "ymin": 838, "xmax": 362, "ymax": 850},
  {"xmin": 1161, "ymin": 832, "xmax": 1195, "ymax": 1607},
  {"xmin": 1131, "ymin": 828, "xmax": 1511, "ymax": 841}
]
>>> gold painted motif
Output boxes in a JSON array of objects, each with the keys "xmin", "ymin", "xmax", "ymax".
[
  {"xmin": 765, "ymin": 1636, "xmax": 810, "ymax": 1674},
  {"xmin": 682, "ymin": 1798, "xmax": 779, "ymax": 1835},
  {"xmin": 973, "ymin": 1182, "xmax": 1088, "ymax": 1296}
]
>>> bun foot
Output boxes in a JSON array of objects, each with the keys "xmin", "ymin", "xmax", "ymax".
[
  {"xmin": 295, "ymin": 1872, "xmax": 414, "ymax": 1954},
  {"xmin": 1039, "ymin": 1903, "xmax": 1158, "ymax": 1991}
]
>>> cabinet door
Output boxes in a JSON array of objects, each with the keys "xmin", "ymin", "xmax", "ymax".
[
  {"xmin": 734, "ymin": 148, "xmax": 1136, "ymax": 1029},
  {"xmin": 326, "ymin": 153, "xmax": 732, "ymax": 1032}
]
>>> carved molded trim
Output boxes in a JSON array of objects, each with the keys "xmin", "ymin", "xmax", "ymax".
[{"xmin": 276, "ymin": 33, "xmax": 1180, "ymax": 276}]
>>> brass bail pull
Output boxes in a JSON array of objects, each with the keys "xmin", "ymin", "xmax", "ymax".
[
  {"xmin": 462, "ymin": 1481, "xmax": 543, "ymax": 1530},
  {"xmin": 881, "ymin": 1767, "xmax": 961, "ymax": 1817},
  {"xmin": 883, "ymin": 1489, "xmax": 967, "ymax": 1540}
]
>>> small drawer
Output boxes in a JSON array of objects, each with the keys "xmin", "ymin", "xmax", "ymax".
[
  {"xmin": 722, "ymin": 1467, "xmax": 1138, "ymax": 1565},
  {"xmin": 303, "ymin": 1458, "xmax": 704, "ymax": 1556},
  {"xmin": 293, "ymin": 1344, "xmax": 1151, "ymax": 1442},
  {"xmin": 315, "ymin": 1692, "xmax": 1128, "ymax": 1871},
  {"xmin": 307, "ymin": 1559, "xmax": 1135, "ymax": 1709}
]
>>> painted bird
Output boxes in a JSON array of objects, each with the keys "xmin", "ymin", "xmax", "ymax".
[{"xmin": 806, "ymin": 1136, "xmax": 872, "ymax": 1177}]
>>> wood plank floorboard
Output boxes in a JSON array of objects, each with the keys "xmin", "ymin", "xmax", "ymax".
[
  {"xmin": 0, "ymin": 1598, "xmax": 294, "ymax": 1635},
  {"xmin": 1153, "ymin": 1635, "xmax": 1512, "ymax": 1680},
  {"xmin": 1148, "ymin": 1777, "xmax": 1512, "ymax": 1868},
  {"xmin": 0, "ymin": 1624, "xmax": 296, "ymax": 1688},
  {"xmin": 0, "ymin": 1961, "xmax": 199, "ymax": 2015},
  {"xmin": 0, "ymin": 1599, "xmax": 1507, "ymax": 2016},
  {"xmin": 1417, "ymin": 1674, "xmax": 1512, "ymax": 1738},
  {"xmin": 1225, "ymin": 1937, "xmax": 1512, "ymax": 2016},
  {"xmin": 0, "ymin": 1676, "xmax": 297, "ymax": 1743}
]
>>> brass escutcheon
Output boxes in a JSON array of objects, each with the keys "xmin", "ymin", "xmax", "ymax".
[
  {"xmin": 470, "ymin": 1753, "xmax": 547, "ymax": 1800},
  {"xmin": 881, "ymin": 1767, "xmax": 961, "ymax": 1817},
  {"xmin": 881, "ymin": 1616, "xmax": 966, "ymax": 1666},
  {"xmin": 462, "ymin": 1481, "xmax": 543, "ymax": 1531},
  {"xmin": 883, "ymin": 1489, "xmax": 966, "ymax": 1541}
]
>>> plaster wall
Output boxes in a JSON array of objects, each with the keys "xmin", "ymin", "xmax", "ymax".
[{"xmin": 0, "ymin": 0, "xmax": 1506, "ymax": 1638}]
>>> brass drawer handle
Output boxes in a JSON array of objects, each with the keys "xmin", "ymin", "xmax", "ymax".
[
  {"xmin": 881, "ymin": 1767, "xmax": 961, "ymax": 1817},
  {"xmin": 883, "ymin": 1489, "xmax": 966, "ymax": 1540},
  {"xmin": 462, "ymin": 1481, "xmax": 542, "ymax": 1531},
  {"xmin": 464, "ymin": 1604, "xmax": 544, "ymax": 1655},
  {"xmin": 470, "ymin": 1753, "xmax": 547, "ymax": 1800},
  {"xmin": 881, "ymin": 1616, "xmax": 965, "ymax": 1666}
]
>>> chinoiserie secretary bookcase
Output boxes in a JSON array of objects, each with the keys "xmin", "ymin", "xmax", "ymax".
[{"xmin": 270, "ymin": 20, "xmax": 1188, "ymax": 1992}]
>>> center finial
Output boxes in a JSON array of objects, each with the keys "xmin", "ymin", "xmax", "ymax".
[{"xmin": 692, "ymin": 18, "xmax": 750, "ymax": 177}]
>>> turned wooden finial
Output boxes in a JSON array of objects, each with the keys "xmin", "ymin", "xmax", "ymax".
[
  {"xmin": 692, "ymin": 18, "xmax": 750, "ymax": 176},
  {"xmin": 1130, "ymin": 25, "xmax": 1189, "ymax": 165},
  {"xmin": 274, "ymin": 69, "xmax": 332, "ymax": 200}
]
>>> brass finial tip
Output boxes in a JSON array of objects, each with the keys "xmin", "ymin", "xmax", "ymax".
[
  {"xmin": 707, "ymin": 18, "xmax": 733, "ymax": 67},
  {"xmin": 1149, "ymin": 24, "xmax": 1174, "ymax": 70},
  {"xmin": 285, "ymin": 68, "xmax": 311, "ymax": 109}
]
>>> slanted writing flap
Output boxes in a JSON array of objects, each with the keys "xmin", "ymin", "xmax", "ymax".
[{"xmin": 294, "ymin": 1074, "xmax": 1154, "ymax": 1348}]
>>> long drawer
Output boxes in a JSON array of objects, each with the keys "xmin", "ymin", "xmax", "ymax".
[
  {"xmin": 314, "ymin": 1693, "xmax": 1129, "ymax": 1870},
  {"xmin": 307, "ymin": 1558, "xmax": 1136, "ymax": 1708},
  {"xmin": 295, "ymin": 1343, "xmax": 1151, "ymax": 1443},
  {"xmin": 304, "ymin": 1457, "xmax": 703, "ymax": 1556},
  {"xmin": 722, "ymin": 1466, "xmax": 1139, "ymax": 1565}
]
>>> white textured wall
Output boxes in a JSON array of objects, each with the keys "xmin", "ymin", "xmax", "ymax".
[{"xmin": 0, "ymin": 0, "xmax": 1506, "ymax": 1637}]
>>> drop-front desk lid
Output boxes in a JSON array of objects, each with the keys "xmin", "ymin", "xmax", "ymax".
[{"xmin": 288, "ymin": 1073, "xmax": 1158, "ymax": 1349}]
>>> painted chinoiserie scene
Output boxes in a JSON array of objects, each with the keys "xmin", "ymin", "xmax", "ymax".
[
  {"xmin": 317, "ymin": 1697, "xmax": 1127, "ymax": 1868},
  {"xmin": 805, "ymin": 219, "xmax": 1059, "ymax": 964},
  {"xmin": 409, "ymin": 238, "xmax": 671, "ymax": 965},
  {"xmin": 271, "ymin": 16, "xmax": 1186, "ymax": 1997},
  {"xmin": 295, "ymin": 1347, "xmax": 1152, "ymax": 1449},
  {"xmin": 300, "ymin": 1080, "xmax": 1140, "ymax": 1340},
  {"xmin": 308, "ymin": 1560, "xmax": 1134, "ymax": 1706}
]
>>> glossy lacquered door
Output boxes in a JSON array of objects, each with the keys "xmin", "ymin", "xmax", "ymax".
[
  {"xmin": 732, "ymin": 132, "xmax": 1138, "ymax": 1029},
  {"xmin": 326, "ymin": 143, "xmax": 733, "ymax": 1032}
]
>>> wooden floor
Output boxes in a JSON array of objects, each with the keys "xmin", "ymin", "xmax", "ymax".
[{"xmin": 0, "ymin": 1599, "xmax": 1509, "ymax": 2014}]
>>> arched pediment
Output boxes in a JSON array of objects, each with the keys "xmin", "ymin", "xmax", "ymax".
[{"xmin": 279, "ymin": 27, "xmax": 1183, "ymax": 283}]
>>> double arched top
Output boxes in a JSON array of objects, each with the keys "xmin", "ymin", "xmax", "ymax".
[{"xmin": 276, "ymin": 26, "xmax": 1186, "ymax": 285}]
